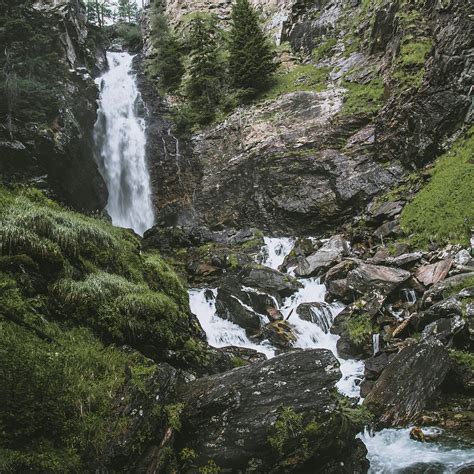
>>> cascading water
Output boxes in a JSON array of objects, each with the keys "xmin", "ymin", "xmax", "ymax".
[{"xmin": 94, "ymin": 52, "xmax": 155, "ymax": 236}]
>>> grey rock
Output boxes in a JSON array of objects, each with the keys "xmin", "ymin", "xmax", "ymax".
[
  {"xmin": 176, "ymin": 349, "xmax": 368, "ymax": 473},
  {"xmin": 415, "ymin": 259, "xmax": 453, "ymax": 286},
  {"xmin": 347, "ymin": 263, "xmax": 411, "ymax": 297},
  {"xmin": 296, "ymin": 302, "xmax": 335, "ymax": 333},
  {"xmin": 241, "ymin": 265, "xmax": 302, "ymax": 297},
  {"xmin": 364, "ymin": 340, "xmax": 452, "ymax": 425},
  {"xmin": 422, "ymin": 316, "xmax": 467, "ymax": 346},
  {"xmin": 296, "ymin": 235, "xmax": 350, "ymax": 277}
]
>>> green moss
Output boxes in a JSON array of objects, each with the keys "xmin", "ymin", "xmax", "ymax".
[
  {"xmin": 312, "ymin": 38, "xmax": 337, "ymax": 62},
  {"xmin": 268, "ymin": 407, "xmax": 303, "ymax": 454},
  {"xmin": 344, "ymin": 313, "xmax": 373, "ymax": 345},
  {"xmin": 164, "ymin": 403, "xmax": 185, "ymax": 431},
  {"xmin": 199, "ymin": 459, "xmax": 221, "ymax": 474},
  {"xmin": 261, "ymin": 64, "xmax": 330, "ymax": 101},
  {"xmin": 393, "ymin": 39, "xmax": 432, "ymax": 90},
  {"xmin": 449, "ymin": 350, "xmax": 474, "ymax": 369},
  {"xmin": 400, "ymin": 128, "xmax": 474, "ymax": 247},
  {"xmin": 231, "ymin": 356, "xmax": 248, "ymax": 368},
  {"xmin": 442, "ymin": 276, "xmax": 474, "ymax": 298},
  {"xmin": 340, "ymin": 79, "xmax": 385, "ymax": 116}
]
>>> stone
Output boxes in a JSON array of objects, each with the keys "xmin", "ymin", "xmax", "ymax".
[
  {"xmin": 215, "ymin": 287, "xmax": 263, "ymax": 334},
  {"xmin": 415, "ymin": 259, "xmax": 453, "ymax": 286},
  {"xmin": 327, "ymin": 278, "xmax": 353, "ymax": 303},
  {"xmin": 454, "ymin": 249, "xmax": 472, "ymax": 266},
  {"xmin": 295, "ymin": 235, "xmax": 350, "ymax": 277},
  {"xmin": 219, "ymin": 346, "xmax": 267, "ymax": 364},
  {"xmin": 364, "ymin": 351, "xmax": 396, "ymax": 380},
  {"xmin": 241, "ymin": 265, "xmax": 302, "ymax": 297},
  {"xmin": 373, "ymin": 220, "xmax": 402, "ymax": 239},
  {"xmin": 175, "ymin": 350, "xmax": 368, "ymax": 473},
  {"xmin": 364, "ymin": 340, "xmax": 452, "ymax": 425},
  {"xmin": 347, "ymin": 263, "xmax": 411, "ymax": 297},
  {"xmin": 261, "ymin": 320, "xmax": 297, "ymax": 348},
  {"xmin": 421, "ymin": 316, "xmax": 467, "ymax": 347},
  {"xmin": 369, "ymin": 200, "xmax": 404, "ymax": 221}
]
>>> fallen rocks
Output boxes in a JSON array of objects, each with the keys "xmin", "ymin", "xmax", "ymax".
[{"xmin": 241, "ymin": 265, "xmax": 302, "ymax": 297}]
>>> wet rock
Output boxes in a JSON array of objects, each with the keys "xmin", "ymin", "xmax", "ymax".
[
  {"xmin": 325, "ymin": 259, "xmax": 359, "ymax": 282},
  {"xmin": 261, "ymin": 320, "xmax": 297, "ymax": 349},
  {"xmin": 296, "ymin": 302, "xmax": 335, "ymax": 333},
  {"xmin": 415, "ymin": 259, "xmax": 453, "ymax": 286},
  {"xmin": 296, "ymin": 235, "xmax": 350, "ymax": 277},
  {"xmin": 175, "ymin": 349, "xmax": 368, "ymax": 473},
  {"xmin": 364, "ymin": 340, "xmax": 452, "ymax": 425},
  {"xmin": 364, "ymin": 351, "xmax": 396, "ymax": 380},
  {"xmin": 327, "ymin": 278, "xmax": 354, "ymax": 303},
  {"xmin": 409, "ymin": 427, "xmax": 426, "ymax": 442},
  {"xmin": 215, "ymin": 287, "xmax": 263, "ymax": 334},
  {"xmin": 347, "ymin": 263, "xmax": 411, "ymax": 297},
  {"xmin": 415, "ymin": 296, "xmax": 463, "ymax": 330},
  {"xmin": 241, "ymin": 265, "xmax": 302, "ymax": 297}
]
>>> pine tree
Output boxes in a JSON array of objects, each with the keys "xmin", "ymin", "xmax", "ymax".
[
  {"xmin": 183, "ymin": 15, "xmax": 225, "ymax": 124},
  {"xmin": 228, "ymin": 0, "xmax": 277, "ymax": 97},
  {"xmin": 147, "ymin": 10, "xmax": 184, "ymax": 92}
]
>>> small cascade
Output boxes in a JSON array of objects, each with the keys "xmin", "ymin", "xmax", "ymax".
[
  {"xmin": 359, "ymin": 427, "xmax": 474, "ymax": 473},
  {"xmin": 372, "ymin": 333, "xmax": 381, "ymax": 355},
  {"xmin": 402, "ymin": 288, "xmax": 417, "ymax": 305},
  {"xmin": 188, "ymin": 288, "xmax": 275, "ymax": 358},
  {"xmin": 309, "ymin": 304, "xmax": 334, "ymax": 334},
  {"xmin": 93, "ymin": 52, "xmax": 155, "ymax": 236},
  {"xmin": 259, "ymin": 236, "xmax": 294, "ymax": 270}
]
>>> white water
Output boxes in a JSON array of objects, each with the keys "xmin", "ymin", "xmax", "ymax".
[
  {"xmin": 359, "ymin": 427, "xmax": 474, "ymax": 473},
  {"xmin": 190, "ymin": 236, "xmax": 363, "ymax": 398},
  {"xmin": 259, "ymin": 236, "xmax": 294, "ymax": 270},
  {"xmin": 94, "ymin": 52, "xmax": 154, "ymax": 236},
  {"xmin": 372, "ymin": 333, "xmax": 381, "ymax": 355}
]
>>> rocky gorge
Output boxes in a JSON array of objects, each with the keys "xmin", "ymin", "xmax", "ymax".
[{"xmin": 1, "ymin": 0, "xmax": 473, "ymax": 472}]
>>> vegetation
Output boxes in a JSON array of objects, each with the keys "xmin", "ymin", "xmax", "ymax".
[
  {"xmin": 268, "ymin": 407, "xmax": 303, "ymax": 454},
  {"xmin": 228, "ymin": 0, "xmax": 277, "ymax": 99},
  {"xmin": 449, "ymin": 350, "xmax": 474, "ymax": 369},
  {"xmin": 393, "ymin": 39, "xmax": 432, "ymax": 90},
  {"xmin": 400, "ymin": 128, "xmax": 474, "ymax": 247},
  {"xmin": 344, "ymin": 313, "xmax": 373, "ymax": 345},
  {"xmin": 340, "ymin": 78, "xmax": 385, "ymax": 116},
  {"xmin": 261, "ymin": 64, "xmax": 329, "ymax": 101},
  {"xmin": 0, "ymin": 184, "xmax": 215, "ymax": 470}
]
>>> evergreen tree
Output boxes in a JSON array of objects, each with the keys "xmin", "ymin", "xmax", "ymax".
[
  {"xmin": 117, "ymin": 0, "xmax": 138, "ymax": 23},
  {"xmin": 228, "ymin": 0, "xmax": 277, "ymax": 97},
  {"xmin": 183, "ymin": 15, "xmax": 225, "ymax": 124},
  {"xmin": 147, "ymin": 9, "xmax": 184, "ymax": 92}
]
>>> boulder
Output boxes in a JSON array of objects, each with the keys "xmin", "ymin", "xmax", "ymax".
[
  {"xmin": 369, "ymin": 200, "xmax": 404, "ymax": 221},
  {"xmin": 295, "ymin": 235, "xmax": 350, "ymax": 277},
  {"xmin": 415, "ymin": 296, "xmax": 463, "ymax": 330},
  {"xmin": 422, "ymin": 316, "xmax": 468, "ymax": 347},
  {"xmin": 175, "ymin": 350, "xmax": 368, "ymax": 473},
  {"xmin": 423, "ymin": 272, "xmax": 474, "ymax": 303},
  {"xmin": 215, "ymin": 287, "xmax": 263, "ymax": 334},
  {"xmin": 219, "ymin": 346, "xmax": 267, "ymax": 365},
  {"xmin": 327, "ymin": 278, "xmax": 354, "ymax": 303},
  {"xmin": 415, "ymin": 259, "xmax": 453, "ymax": 286},
  {"xmin": 373, "ymin": 220, "xmax": 401, "ymax": 239},
  {"xmin": 347, "ymin": 263, "xmax": 411, "ymax": 297},
  {"xmin": 241, "ymin": 265, "xmax": 302, "ymax": 297},
  {"xmin": 364, "ymin": 340, "xmax": 452, "ymax": 425}
]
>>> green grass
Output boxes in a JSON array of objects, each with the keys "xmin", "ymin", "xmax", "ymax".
[
  {"xmin": 268, "ymin": 407, "xmax": 303, "ymax": 454},
  {"xmin": 449, "ymin": 350, "xmax": 474, "ymax": 369},
  {"xmin": 340, "ymin": 79, "xmax": 384, "ymax": 116},
  {"xmin": 344, "ymin": 313, "xmax": 373, "ymax": 345},
  {"xmin": 312, "ymin": 38, "xmax": 337, "ymax": 62},
  {"xmin": 260, "ymin": 64, "xmax": 330, "ymax": 101},
  {"xmin": 400, "ymin": 128, "xmax": 474, "ymax": 247},
  {"xmin": 393, "ymin": 39, "xmax": 432, "ymax": 90}
]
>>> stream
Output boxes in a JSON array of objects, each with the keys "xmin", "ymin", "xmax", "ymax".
[{"xmin": 190, "ymin": 236, "xmax": 474, "ymax": 473}]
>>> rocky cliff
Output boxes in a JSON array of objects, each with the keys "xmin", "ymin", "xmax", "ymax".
[{"xmin": 0, "ymin": 0, "xmax": 107, "ymax": 211}]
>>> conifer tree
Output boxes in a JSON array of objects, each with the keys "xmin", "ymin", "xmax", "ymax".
[
  {"xmin": 228, "ymin": 0, "xmax": 277, "ymax": 97},
  {"xmin": 183, "ymin": 15, "xmax": 225, "ymax": 124}
]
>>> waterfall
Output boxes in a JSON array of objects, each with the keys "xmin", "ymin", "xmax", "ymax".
[
  {"xmin": 402, "ymin": 289, "xmax": 417, "ymax": 305},
  {"xmin": 372, "ymin": 333, "xmax": 381, "ymax": 355},
  {"xmin": 94, "ymin": 52, "xmax": 155, "ymax": 236}
]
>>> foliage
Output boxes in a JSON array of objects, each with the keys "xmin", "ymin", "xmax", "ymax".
[
  {"xmin": 393, "ymin": 39, "xmax": 432, "ymax": 90},
  {"xmin": 261, "ymin": 64, "xmax": 329, "ymax": 101},
  {"xmin": 344, "ymin": 313, "xmax": 373, "ymax": 345},
  {"xmin": 340, "ymin": 79, "xmax": 384, "ymax": 116},
  {"xmin": 181, "ymin": 14, "xmax": 226, "ymax": 125},
  {"xmin": 228, "ymin": 0, "xmax": 277, "ymax": 98},
  {"xmin": 199, "ymin": 460, "xmax": 221, "ymax": 474},
  {"xmin": 114, "ymin": 23, "xmax": 142, "ymax": 51},
  {"xmin": 400, "ymin": 128, "xmax": 474, "ymax": 247},
  {"xmin": 146, "ymin": 7, "xmax": 184, "ymax": 92},
  {"xmin": 268, "ymin": 407, "xmax": 303, "ymax": 454},
  {"xmin": 312, "ymin": 38, "xmax": 337, "ymax": 62},
  {"xmin": 449, "ymin": 350, "xmax": 474, "ymax": 369}
]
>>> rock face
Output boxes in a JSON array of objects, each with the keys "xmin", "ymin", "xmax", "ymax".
[
  {"xmin": 364, "ymin": 340, "xmax": 452, "ymax": 425},
  {"xmin": 176, "ymin": 349, "xmax": 368, "ymax": 473},
  {"xmin": 0, "ymin": 0, "xmax": 107, "ymax": 211}
]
